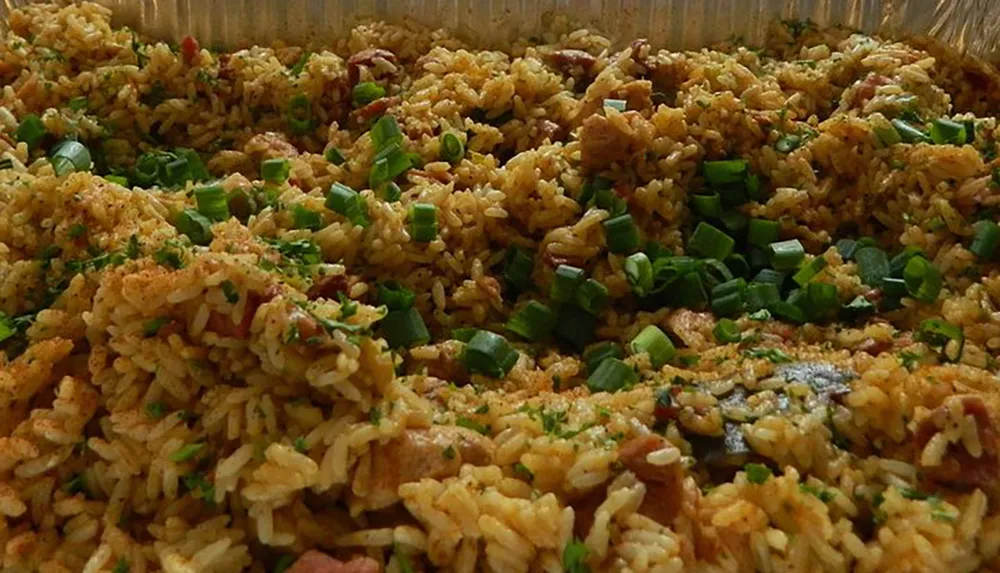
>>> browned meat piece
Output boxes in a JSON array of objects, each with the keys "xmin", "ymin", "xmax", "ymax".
[
  {"xmin": 578, "ymin": 112, "xmax": 646, "ymax": 170},
  {"xmin": 856, "ymin": 337, "xmax": 892, "ymax": 355},
  {"xmin": 286, "ymin": 551, "xmax": 379, "ymax": 573},
  {"xmin": 618, "ymin": 435, "xmax": 684, "ymax": 526},
  {"xmin": 244, "ymin": 132, "xmax": 299, "ymax": 166},
  {"xmin": 307, "ymin": 274, "xmax": 350, "ymax": 301},
  {"xmin": 849, "ymin": 73, "xmax": 890, "ymax": 108},
  {"xmin": 365, "ymin": 426, "xmax": 495, "ymax": 509},
  {"xmin": 288, "ymin": 307, "xmax": 321, "ymax": 340},
  {"xmin": 206, "ymin": 288, "xmax": 278, "ymax": 339},
  {"xmin": 180, "ymin": 35, "xmax": 200, "ymax": 64},
  {"xmin": 347, "ymin": 48, "xmax": 398, "ymax": 84},
  {"xmin": 570, "ymin": 488, "xmax": 605, "ymax": 539},
  {"xmin": 547, "ymin": 49, "xmax": 597, "ymax": 73},
  {"xmin": 914, "ymin": 395, "xmax": 999, "ymax": 490},
  {"xmin": 350, "ymin": 97, "xmax": 400, "ymax": 125}
]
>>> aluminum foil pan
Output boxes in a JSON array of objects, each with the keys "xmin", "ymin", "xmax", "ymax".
[{"xmin": 2, "ymin": 0, "xmax": 1000, "ymax": 60}]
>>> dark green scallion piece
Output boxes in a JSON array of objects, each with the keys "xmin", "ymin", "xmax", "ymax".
[
  {"xmin": 768, "ymin": 239, "xmax": 805, "ymax": 271},
  {"xmin": 325, "ymin": 147, "xmax": 346, "ymax": 165},
  {"xmin": 703, "ymin": 159, "xmax": 748, "ymax": 186},
  {"xmin": 583, "ymin": 341, "xmax": 624, "ymax": 374},
  {"xmin": 792, "ymin": 256, "xmax": 828, "ymax": 286},
  {"xmin": 377, "ymin": 281, "xmax": 415, "ymax": 311},
  {"xmin": 688, "ymin": 222, "xmax": 734, "ymax": 261},
  {"xmin": 325, "ymin": 182, "xmax": 369, "ymax": 228},
  {"xmin": 550, "ymin": 264, "xmax": 585, "ymax": 304},
  {"xmin": 369, "ymin": 142, "xmax": 412, "ymax": 189},
  {"xmin": 381, "ymin": 181, "xmax": 402, "ymax": 203},
  {"xmin": 409, "ymin": 203, "xmax": 438, "ymax": 242},
  {"xmin": 748, "ymin": 219, "xmax": 780, "ymax": 248},
  {"xmin": 554, "ymin": 305, "xmax": 596, "ymax": 351},
  {"xmin": 774, "ymin": 133, "xmax": 802, "ymax": 153},
  {"xmin": 505, "ymin": 300, "xmax": 556, "ymax": 341},
  {"xmin": 439, "ymin": 132, "xmax": 465, "ymax": 164},
  {"xmin": 50, "ymin": 140, "xmax": 92, "ymax": 176},
  {"xmin": 15, "ymin": 114, "xmax": 45, "ymax": 149},
  {"xmin": 692, "ymin": 193, "xmax": 723, "ymax": 218},
  {"xmin": 854, "ymin": 246, "xmax": 890, "ymax": 287},
  {"xmin": 463, "ymin": 330, "xmax": 520, "ymax": 377},
  {"xmin": 970, "ymin": 220, "xmax": 1000, "ymax": 261},
  {"xmin": 629, "ymin": 325, "xmax": 675, "ymax": 369},
  {"xmin": 624, "ymin": 253, "xmax": 653, "ymax": 297},
  {"xmin": 916, "ymin": 318, "xmax": 964, "ymax": 362},
  {"xmin": 292, "ymin": 205, "xmax": 322, "ymax": 230},
  {"xmin": 503, "ymin": 246, "xmax": 534, "ymax": 293},
  {"xmin": 576, "ymin": 279, "xmax": 609, "ymax": 315},
  {"xmin": 719, "ymin": 211, "xmax": 748, "ymax": 236},
  {"xmin": 928, "ymin": 118, "xmax": 966, "ymax": 145},
  {"xmin": 873, "ymin": 124, "xmax": 901, "ymax": 147},
  {"xmin": 881, "ymin": 277, "xmax": 908, "ymax": 297},
  {"xmin": 371, "ymin": 115, "xmax": 403, "ymax": 152},
  {"xmin": 381, "ymin": 308, "xmax": 431, "ymax": 348},
  {"xmin": 586, "ymin": 357, "xmax": 637, "ymax": 393},
  {"xmin": 175, "ymin": 208, "xmax": 213, "ymax": 246},
  {"xmin": 286, "ymin": 94, "xmax": 315, "ymax": 135},
  {"xmin": 891, "ymin": 119, "xmax": 930, "ymax": 144},
  {"xmin": 261, "ymin": 158, "xmax": 291, "ymax": 184},
  {"xmin": 745, "ymin": 282, "xmax": 780, "ymax": 312},
  {"xmin": 713, "ymin": 317, "xmax": 741, "ymax": 343},
  {"xmin": 603, "ymin": 214, "xmax": 640, "ymax": 254},
  {"xmin": 194, "ymin": 184, "xmax": 229, "ymax": 222},
  {"xmin": 902, "ymin": 256, "xmax": 942, "ymax": 304}
]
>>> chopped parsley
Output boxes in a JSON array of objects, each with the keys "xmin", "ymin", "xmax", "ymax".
[
  {"xmin": 154, "ymin": 241, "xmax": 186, "ymax": 269},
  {"xmin": 220, "ymin": 280, "xmax": 240, "ymax": 303},
  {"xmin": 799, "ymin": 483, "xmax": 835, "ymax": 502},
  {"xmin": 293, "ymin": 436, "xmax": 308, "ymax": 453},
  {"xmin": 111, "ymin": 557, "xmax": 130, "ymax": 573},
  {"xmin": 337, "ymin": 292, "xmax": 357, "ymax": 318},
  {"xmin": 369, "ymin": 407, "xmax": 382, "ymax": 426},
  {"xmin": 142, "ymin": 316, "xmax": 170, "ymax": 337},
  {"xmin": 743, "ymin": 347, "xmax": 793, "ymax": 364},
  {"xmin": 67, "ymin": 223, "xmax": 87, "ymax": 239},
  {"xmin": 513, "ymin": 462, "xmax": 534, "ymax": 482},
  {"xmin": 182, "ymin": 472, "xmax": 215, "ymax": 504},
  {"xmin": 62, "ymin": 473, "xmax": 86, "ymax": 496},
  {"xmin": 145, "ymin": 401, "xmax": 167, "ymax": 420},
  {"xmin": 562, "ymin": 538, "xmax": 590, "ymax": 573},
  {"xmin": 474, "ymin": 404, "xmax": 490, "ymax": 415},
  {"xmin": 744, "ymin": 463, "xmax": 773, "ymax": 484},
  {"xmin": 748, "ymin": 309, "xmax": 772, "ymax": 321},
  {"xmin": 394, "ymin": 543, "xmax": 414, "ymax": 573},
  {"xmin": 442, "ymin": 445, "xmax": 456, "ymax": 459},
  {"xmin": 169, "ymin": 442, "xmax": 205, "ymax": 462},
  {"xmin": 898, "ymin": 350, "xmax": 922, "ymax": 371},
  {"xmin": 456, "ymin": 416, "xmax": 490, "ymax": 435},
  {"xmin": 273, "ymin": 555, "xmax": 296, "ymax": 573}
]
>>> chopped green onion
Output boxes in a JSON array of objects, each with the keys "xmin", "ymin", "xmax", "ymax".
[
  {"xmin": 772, "ymin": 299, "xmax": 807, "ymax": 323},
  {"xmin": 711, "ymin": 283, "xmax": 745, "ymax": 317},
  {"xmin": 381, "ymin": 181, "xmax": 402, "ymax": 203},
  {"xmin": 842, "ymin": 295, "xmax": 876, "ymax": 320},
  {"xmin": 220, "ymin": 280, "xmax": 239, "ymax": 303},
  {"xmin": 712, "ymin": 277, "xmax": 745, "ymax": 298},
  {"xmin": 700, "ymin": 259, "xmax": 734, "ymax": 290},
  {"xmin": 451, "ymin": 327, "xmax": 478, "ymax": 343},
  {"xmin": 855, "ymin": 246, "xmax": 890, "ymax": 287},
  {"xmin": 774, "ymin": 133, "xmax": 802, "ymax": 153},
  {"xmin": 576, "ymin": 278, "xmax": 609, "ymax": 315},
  {"xmin": 835, "ymin": 239, "xmax": 858, "ymax": 260},
  {"xmin": 169, "ymin": 442, "xmax": 205, "ymax": 463},
  {"xmin": 629, "ymin": 325, "xmax": 675, "ymax": 369},
  {"xmin": 963, "ymin": 119, "xmax": 976, "ymax": 143},
  {"xmin": 889, "ymin": 246, "xmax": 924, "ymax": 277},
  {"xmin": 50, "ymin": 140, "xmax": 92, "ymax": 176},
  {"xmin": 261, "ymin": 158, "xmax": 291, "ymax": 184},
  {"xmin": 463, "ymin": 330, "xmax": 520, "ymax": 378},
  {"xmin": 603, "ymin": 214, "xmax": 640, "ymax": 254},
  {"xmin": 881, "ymin": 277, "xmax": 908, "ymax": 297},
  {"xmin": 175, "ymin": 148, "xmax": 210, "ymax": 182},
  {"xmin": 703, "ymin": 159, "xmax": 748, "ymax": 186},
  {"xmin": 713, "ymin": 318, "xmax": 741, "ymax": 343},
  {"xmin": 371, "ymin": 115, "xmax": 403, "ymax": 152},
  {"xmin": 132, "ymin": 153, "xmax": 161, "ymax": 187},
  {"xmin": 768, "ymin": 239, "xmax": 805, "ymax": 271},
  {"xmin": 753, "ymin": 268, "xmax": 786, "ymax": 287},
  {"xmin": 325, "ymin": 182, "xmax": 369, "ymax": 228},
  {"xmin": 583, "ymin": 341, "xmax": 623, "ymax": 374},
  {"xmin": 719, "ymin": 211, "xmax": 748, "ymax": 235},
  {"xmin": 903, "ymin": 256, "xmax": 942, "ymax": 303},
  {"xmin": 577, "ymin": 177, "xmax": 611, "ymax": 206},
  {"xmin": 792, "ymin": 256, "xmax": 828, "ymax": 286},
  {"xmin": 104, "ymin": 175, "xmax": 127, "ymax": 186},
  {"xmin": 551, "ymin": 264, "xmax": 585, "ymax": 304},
  {"xmin": 692, "ymin": 193, "xmax": 723, "ymax": 218},
  {"xmin": 352, "ymin": 81, "xmax": 385, "ymax": 105},
  {"xmin": 725, "ymin": 253, "xmax": 750, "ymax": 278},
  {"xmin": 873, "ymin": 124, "xmax": 901, "ymax": 146},
  {"xmin": 928, "ymin": 118, "xmax": 966, "ymax": 145},
  {"xmin": 891, "ymin": 119, "xmax": 930, "ymax": 144},
  {"xmin": 286, "ymin": 94, "xmax": 315, "ymax": 135},
  {"xmin": 503, "ymin": 246, "xmax": 534, "ymax": 293},
  {"xmin": 163, "ymin": 156, "xmax": 190, "ymax": 185},
  {"xmin": 325, "ymin": 147, "xmax": 346, "ymax": 165},
  {"xmin": 194, "ymin": 184, "xmax": 230, "ymax": 222},
  {"xmin": 688, "ymin": 222, "xmax": 734, "ymax": 261},
  {"xmin": 439, "ymin": 132, "xmax": 465, "ymax": 163},
  {"xmin": 586, "ymin": 357, "xmax": 637, "ymax": 393},
  {"xmin": 175, "ymin": 208, "xmax": 213, "ymax": 245},
  {"xmin": 674, "ymin": 270, "xmax": 708, "ymax": 308},
  {"xmin": 369, "ymin": 142, "xmax": 412, "ymax": 188},
  {"xmin": 15, "ymin": 114, "xmax": 45, "ymax": 149},
  {"xmin": 292, "ymin": 205, "xmax": 322, "ymax": 230},
  {"xmin": 593, "ymin": 187, "xmax": 628, "ymax": 216},
  {"xmin": 748, "ymin": 219, "xmax": 780, "ymax": 248},
  {"xmin": 554, "ymin": 305, "xmax": 596, "ymax": 351},
  {"xmin": 970, "ymin": 220, "xmax": 1000, "ymax": 261},
  {"xmin": 505, "ymin": 300, "xmax": 556, "ymax": 341},
  {"xmin": 409, "ymin": 203, "xmax": 438, "ymax": 242},
  {"xmin": 745, "ymin": 282, "xmax": 780, "ymax": 312},
  {"xmin": 377, "ymin": 280, "xmax": 415, "ymax": 311},
  {"xmin": 745, "ymin": 173, "xmax": 763, "ymax": 201},
  {"xmin": 603, "ymin": 99, "xmax": 627, "ymax": 112},
  {"xmin": 916, "ymin": 318, "xmax": 964, "ymax": 362},
  {"xmin": 803, "ymin": 281, "xmax": 838, "ymax": 318},
  {"xmin": 624, "ymin": 253, "xmax": 653, "ymax": 297},
  {"xmin": 381, "ymin": 308, "xmax": 431, "ymax": 348}
]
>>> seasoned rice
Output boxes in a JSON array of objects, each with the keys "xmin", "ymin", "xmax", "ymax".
[{"xmin": 3, "ymin": 3, "xmax": 1000, "ymax": 572}]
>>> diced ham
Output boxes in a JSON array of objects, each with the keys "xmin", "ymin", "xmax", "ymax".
[
  {"xmin": 180, "ymin": 35, "xmax": 200, "ymax": 64},
  {"xmin": 347, "ymin": 48, "xmax": 398, "ymax": 85},
  {"xmin": 350, "ymin": 97, "xmax": 400, "ymax": 125},
  {"xmin": 547, "ymin": 49, "xmax": 597, "ymax": 73},
  {"xmin": 306, "ymin": 274, "xmax": 350, "ymax": 301},
  {"xmin": 286, "ymin": 551, "xmax": 379, "ymax": 573}
]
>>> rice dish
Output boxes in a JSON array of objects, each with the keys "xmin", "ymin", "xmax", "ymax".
[{"xmin": 2, "ymin": 3, "xmax": 1000, "ymax": 572}]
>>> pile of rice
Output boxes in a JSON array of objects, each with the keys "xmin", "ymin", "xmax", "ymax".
[{"xmin": 1, "ymin": 3, "xmax": 1000, "ymax": 572}]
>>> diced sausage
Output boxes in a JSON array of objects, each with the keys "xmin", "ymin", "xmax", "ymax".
[
  {"xmin": 244, "ymin": 132, "xmax": 299, "ymax": 165},
  {"xmin": 364, "ymin": 426, "xmax": 495, "ymax": 509},
  {"xmin": 306, "ymin": 274, "xmax": 350, "ymax": 301},
  {"xmin": 180, "ymin": 35, "xmax": 200, "ymax": 64},
  {"xmin": 914, "ymin": 395, "xmax": 999, "ymax": 490},
  {"xmin": 350, "ymin": 97, "xmax": 400, "ymax": 125},
  {"xmin": 347, "ymin": 48, "xmax": 398, "ymax": 84},
  {"xmin": 547, "ymin": 49, "xmax": 597, "ymax": 73},
  {"xmin": 411, "ymin": 340, "xmax": 469, "ymax": 385},
  {"xmin": 286, "ymin": 551, "xmax": 379, "ymax": 573},
  {"xmin": 618, "ymin": 435, "xmax": 685, "ymax": 526},
  {"xmin": 849, "ymin": 73, "xmax": 890, "ymax": 107},
  {"xmin": 205, "ymin": 288, "xmax": 278, "ymax": 339}
]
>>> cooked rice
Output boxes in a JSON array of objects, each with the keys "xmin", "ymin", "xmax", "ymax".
[{"xmin": 2, "ymin": 3, "xmax": 1000, "ymax": 572}]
